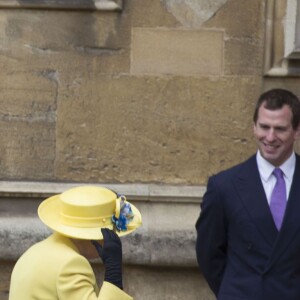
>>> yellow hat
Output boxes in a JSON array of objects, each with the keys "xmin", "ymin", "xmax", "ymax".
[{"xmin": 38, "ymin": 185, "xmax": 142, "ymax": 240}]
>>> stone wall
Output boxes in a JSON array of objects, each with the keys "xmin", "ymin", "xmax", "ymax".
[
  {"xmin": 1, "ymin": 0, "xmax": 300, "ymax": 299},
  {"xmin": 0, "ymin": 0, "xmax": 268, "ymax": 185},
  {"xmin": 0, "ymin": 1, "xmax": 299, "ymax": 183}
]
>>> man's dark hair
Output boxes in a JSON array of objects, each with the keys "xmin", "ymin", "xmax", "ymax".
[{"xmin": 253, "ymin": 89, "xmax": 300, "ymax": 129}]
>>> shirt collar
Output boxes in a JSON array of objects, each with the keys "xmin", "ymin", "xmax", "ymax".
[{"xmin": 256, "ymin": 150, "xmax": 295, "ymax": 182}]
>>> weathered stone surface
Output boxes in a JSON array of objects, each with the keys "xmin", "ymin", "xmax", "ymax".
[
  {"xmin": 131, "ymin": 28, "xmax": 223, "ymax": 75},
  {"xmin": 124, "ymin": 266, "xmax": 215, "ymax": 300},
  {"xmin": 0, "ymin": 0, "xmax": 295, "ymax": 185},
  {"xmin": 56, "ymin": 75, "xmax": 260, "ymax": 184},
  {"xmin": 0, "ymin": 0, "xmax": 292, "ymax": 185},
  {"xmin": 205, "ymin": 0, "xmax": 264, "ymax": 37},
  {"xmin": 0, "ymin": 182, "xmax": 203, "ymax": 266},
  {"xmin": 224, "ymin": 37, "xmax": 264, "ymax": 76},
  {"xmin": 204, "ymin": 0, "xmax": 264, "ymax": 76},
  {"xmin": 0, "ymin": 261, "xmax": 12, "ymax": 300},
  {"xmin": 0, "ymin": 261, "xmax": 214, "ymax": 300},
  {"xmin": 0, "ymin": 217, "xmax": 198, "ymax": 266},
  {"xmin": 0, "ymin": 72, "xmax": 56, "ymax": 180},
  {"xmin": 162, "ymin": 0, "xmax": 228, "ymax": 28},
  {"xmin": 0, "ymin": 10, "xmax": 131, "ymax": 75},
  {"xmin": 263, "ymin": 78, "xmax": 300, "ymax": 99},
  {"xmin": 128, "ymin": 0, "xmax": 179, "ymax": 28}
]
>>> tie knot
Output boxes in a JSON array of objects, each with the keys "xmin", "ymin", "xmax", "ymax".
[{"xmin": 273, "ymin": 168, "xmax": 284, "ymax": 179}]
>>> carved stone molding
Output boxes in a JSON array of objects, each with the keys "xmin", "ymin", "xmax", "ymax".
[
  {"xmin": 264, "ymin": 0, "xmax": 300, "ymax": 76},
  {"xmin": 0, "ymin": 181, "xmax": 204, "ymax": 266},
  {"xmin": 0, "ymin": 0, "xmax": 123, "ymax": 11}
]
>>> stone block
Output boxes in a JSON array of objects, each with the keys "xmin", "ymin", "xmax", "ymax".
[
  {"xmin": 203, "ymin": 0, "xmax": 264, "ymax": 76},
  {"xmin": 128, "ymin": 0, "xmax": 179, "ymax": 28},
  {"xmin": 55, "ymin": 75, "xmax": 259, "ymax": 184},
  {"xmin": 0, "ymin": 261, "xmax": 12, "ymax": 300},
  {"xmin": 224, "ymin": 37, "xmax": 264, "ymax": 76},
  {"xmin": 123, "ymin": 266, "xmax": 215, "ymax": 300},
  {"xmin": 131, "ymin": 28, "xmax": 223, "ymax": 75},
  {"xmin": 205, "ymin": 0, "xmax": 264, "ymax": 38},
  {"xmin": 0, "ymin": 10, "xmax": 131, "ymax": 75},
  {"xmin": 0, "ymin": 72, "xmax": 56, "ymax": 180}
]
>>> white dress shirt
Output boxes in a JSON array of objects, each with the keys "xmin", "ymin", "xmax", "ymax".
[{"xmin": 256, "ymin": 151, "xmax": 295, "ymax": 204}]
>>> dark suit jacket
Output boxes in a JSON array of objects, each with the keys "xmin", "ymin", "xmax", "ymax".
[{"xmin": 196, "ymin": 154, "xmax": 300, "ymax": 300}]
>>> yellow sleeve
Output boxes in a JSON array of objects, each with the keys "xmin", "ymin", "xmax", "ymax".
[
  {"xmin": 57, "ymin": 255, "xmax": 133, "ymax": 300},
  {"xmin": 99, "ymin": 282, "xmax": 133, "ymax": 300}
]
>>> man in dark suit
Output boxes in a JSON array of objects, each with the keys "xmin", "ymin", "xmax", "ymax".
[{"xmin": 195, "ymin": 89, "xmax": 300, "ymax": 300}]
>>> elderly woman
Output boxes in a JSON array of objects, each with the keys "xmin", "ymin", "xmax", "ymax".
[{"xmin": 9, "ymin": 185, "xmax": 142, "ymax": 300}]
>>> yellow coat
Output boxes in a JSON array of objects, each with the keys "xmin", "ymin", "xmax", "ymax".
[{"xmin": 9, "ymin": 233, "xmax": 133, "ymax": 300}]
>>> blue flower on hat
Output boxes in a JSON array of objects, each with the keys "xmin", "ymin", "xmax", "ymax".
[{"xmin": 112, "ymin": 194, "xmax": 134, "ymax": 231}]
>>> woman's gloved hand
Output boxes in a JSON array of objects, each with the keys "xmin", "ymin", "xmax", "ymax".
[{"xmin": 91, "ymin": 228, "xmax": 123, "ymax": 289}]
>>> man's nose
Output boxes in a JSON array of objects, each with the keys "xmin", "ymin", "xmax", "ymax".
[{"xmin": 265, "ymin": 129, "xmax": 276, "ymax": 141}]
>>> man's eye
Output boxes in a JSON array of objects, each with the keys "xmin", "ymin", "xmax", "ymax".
[{"xmin": 276, "ymin": 127, "xmax": 286, "ymax": 132}]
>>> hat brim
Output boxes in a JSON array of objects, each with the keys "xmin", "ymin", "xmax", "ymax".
[{"xmin": 38, "ymin": 195, "xmax": 142, "ymax": 240}]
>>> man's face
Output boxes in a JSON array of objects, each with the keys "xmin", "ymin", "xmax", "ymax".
[{"xmin": 253, "ymin": 104, "xmax": 300, "ymax": 166}]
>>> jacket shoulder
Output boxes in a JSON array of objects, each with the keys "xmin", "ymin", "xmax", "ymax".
[{"xmin": 209, "ymin": 155, "xmax": 257, "ymax": 185}]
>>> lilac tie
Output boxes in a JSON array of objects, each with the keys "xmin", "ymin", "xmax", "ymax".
[{"xmin": 270, "ymin": 168, "xmax": 287, "ymax": 230}]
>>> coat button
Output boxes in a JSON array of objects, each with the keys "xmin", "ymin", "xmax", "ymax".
[{"xmin": 247, "ymin": 243, "xmax": 252, "ymax": 250}]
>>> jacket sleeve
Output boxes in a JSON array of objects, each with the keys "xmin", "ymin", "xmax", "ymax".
[
  {"xmin": 195, "ymin": 176, "xmax": 228, "ymax": 296},
  {"xmin": 57, "ymin": 255, "xmax": 133, "ymax": 300}
]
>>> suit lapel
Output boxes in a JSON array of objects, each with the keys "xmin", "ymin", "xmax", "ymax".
[
  {"xmin": 265, "ymin": 155, "xmax": 300, "ymax": 269},
  {"xmin": 233, "ymin": 156, "xmax": 278, "ymax": 246}
]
